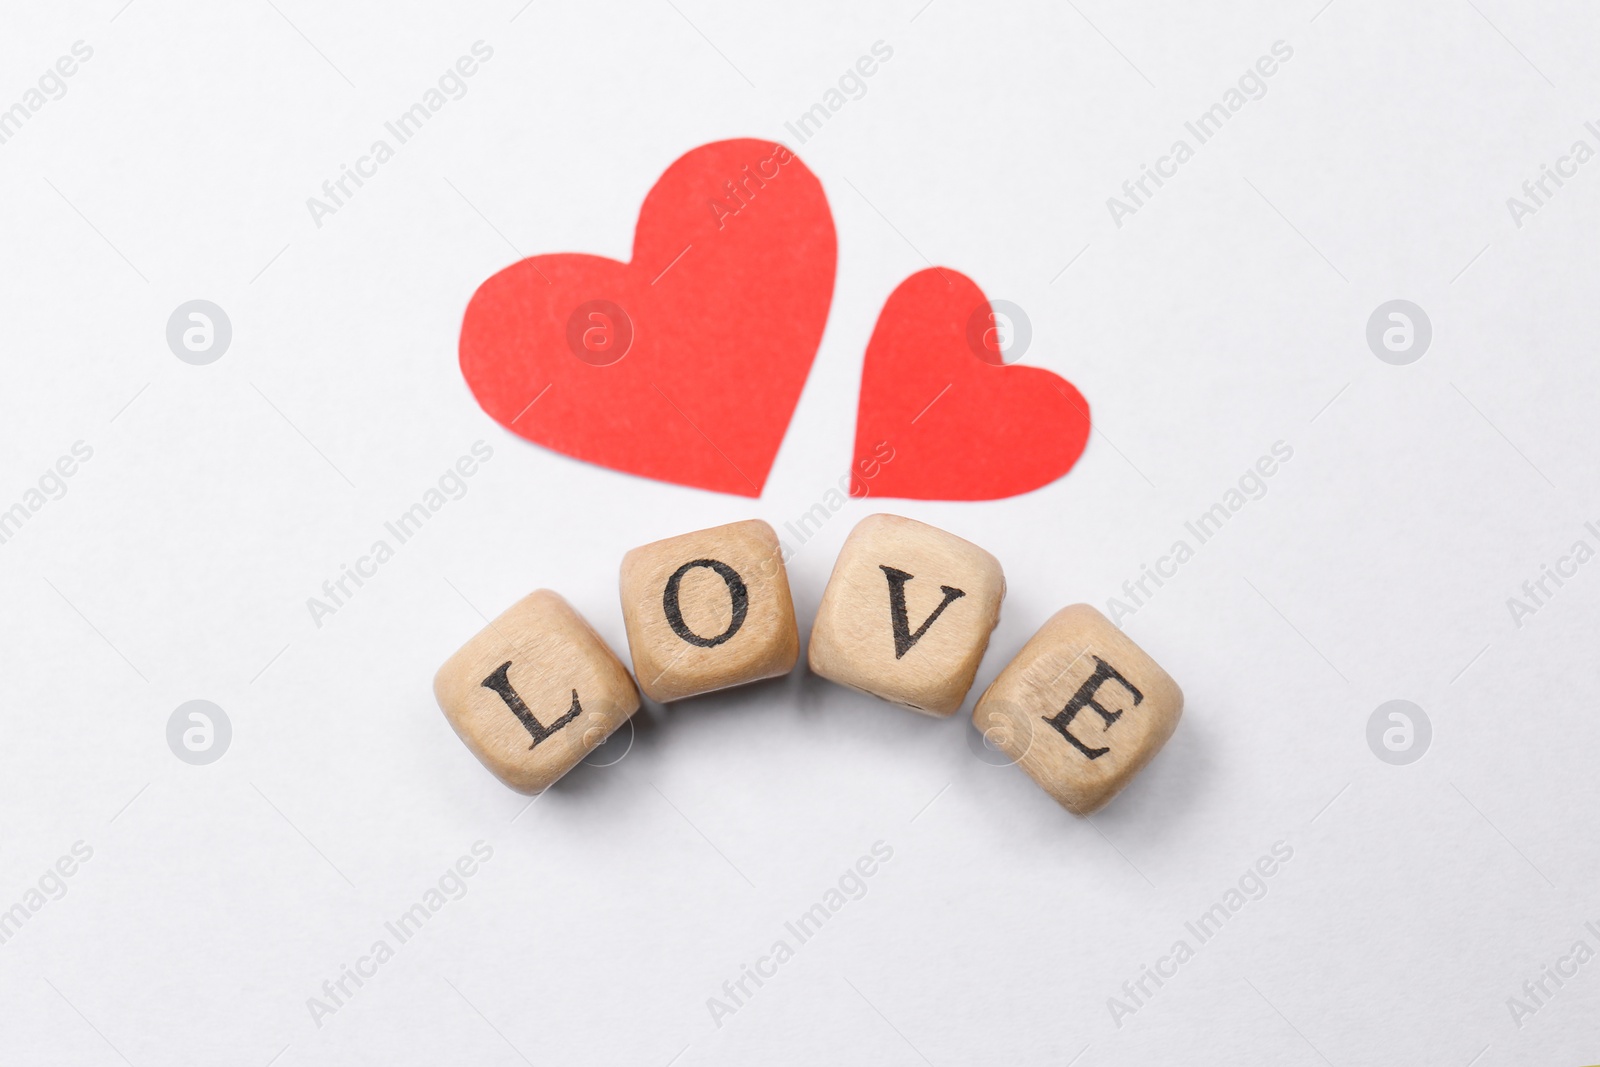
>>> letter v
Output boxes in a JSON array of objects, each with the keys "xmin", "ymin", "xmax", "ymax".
[{"xmin": 880, "ymin": 566, "xmax": 965, "ymax": 658}]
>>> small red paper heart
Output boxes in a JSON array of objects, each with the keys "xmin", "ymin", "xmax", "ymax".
[
  {"xmin": 459, "ymin": 139, "xmax": 836, "ymax": 497},
  {"xmin": 851, "ymin": 268, "xmax": 1091, "ymax": 500}
]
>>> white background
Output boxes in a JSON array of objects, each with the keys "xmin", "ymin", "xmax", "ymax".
[{"xmin": 2, "ymin": 1, "xmax": 1597, "ymax": 1063}]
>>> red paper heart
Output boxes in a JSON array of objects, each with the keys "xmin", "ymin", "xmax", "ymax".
[
  {"xmin": 851, "ymin": 268, "xmax": 1091, "ymax": 500},
  {"xmin": 459, "ymin": 139, "xmax": 836, "ymax": 497}
]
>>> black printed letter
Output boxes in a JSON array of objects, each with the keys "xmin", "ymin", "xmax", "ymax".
[
  {"xmin": 1042, "ymin": 656, "xmax": 1142, "ymax": 759},
  {"xmin": 662, "ymin": 558, "xmax": 749, "ymax": 648},
  {"xmin": 480, "ymin": 662, "xmax": 582, "ymax": 748},
  {"xmin": 880, "ymin": 566, "xmax": 965, "ymax": 659}
]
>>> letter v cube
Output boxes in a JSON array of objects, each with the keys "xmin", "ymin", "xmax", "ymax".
[{"xmin": 809, "ymin": 514, "xmax": 1005, "ymax": 715}]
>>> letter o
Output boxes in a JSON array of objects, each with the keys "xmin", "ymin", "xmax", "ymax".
[{"xmin": 662, "ymin": 558, "xmax": 749, "ymax": 648}]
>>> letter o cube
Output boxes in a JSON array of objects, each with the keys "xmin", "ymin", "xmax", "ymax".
[
  {"xmin": 619, "ymin": 519, "xmax": 799, "ymax": 702},
  {"xmin": 974, "ymin": 604, "xmax": 1182, "ymax": 814}
]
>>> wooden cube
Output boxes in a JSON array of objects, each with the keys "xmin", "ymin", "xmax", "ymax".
[
  {"xmin": 619, "ymin": 519, "xmax": 799, "ymax": 703},
  {"xmin": 808, "ymin": 514, "xmax": 1005, "ymax": 716},
  {"xmin": 974, "ymin": 604, "xmax": 1182, "ymax": 814},
  {"xmin": 434, "ymin": 590, "xmax": 639, "ymax": 793}
]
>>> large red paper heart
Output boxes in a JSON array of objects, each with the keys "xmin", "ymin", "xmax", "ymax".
[
  {"xmin": 459, "ymin": 139, "xmax": 836, "ymax": 497},
  {"xmin": 851, "ymin": 268, "xmax": 1091, "ymax": 500}
]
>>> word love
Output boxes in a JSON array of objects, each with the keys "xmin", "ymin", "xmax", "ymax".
[{"xmin": 433, "ymin": 515, "xmax": 1184, "ymax": 814}]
